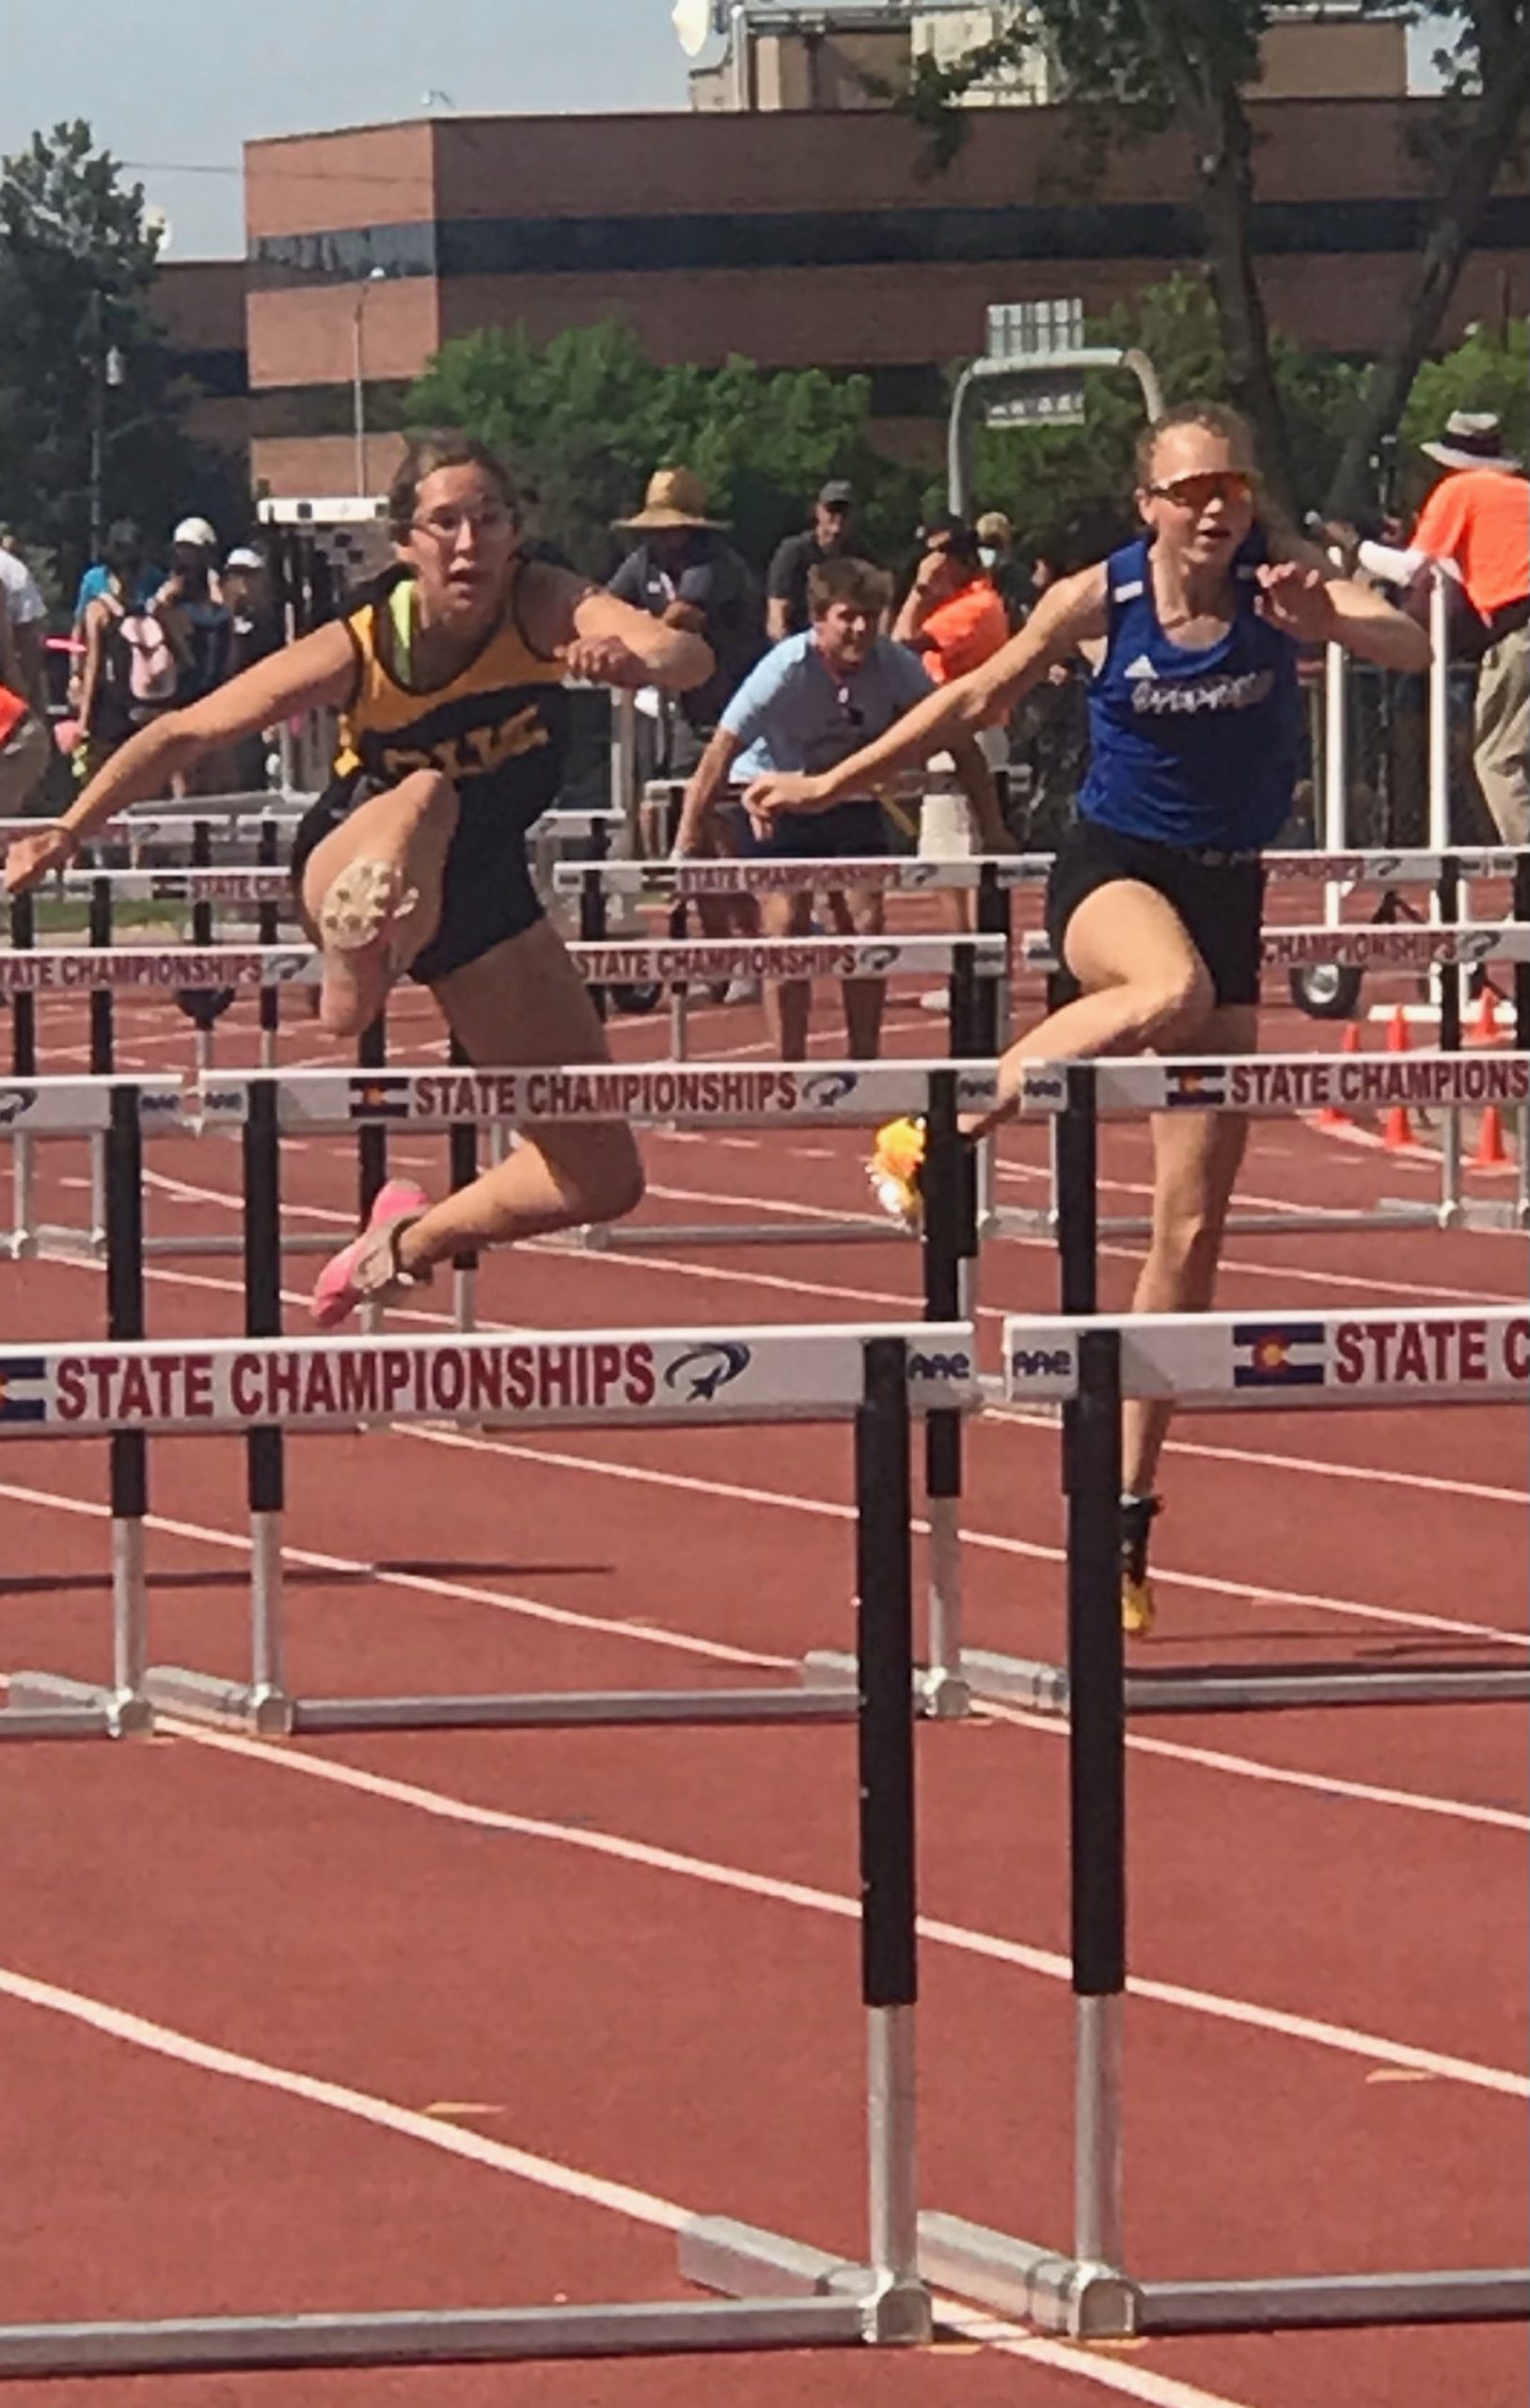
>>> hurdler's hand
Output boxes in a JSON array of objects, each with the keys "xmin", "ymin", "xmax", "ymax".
[
  {"xmin": 4, "ymin": 824, "xmax": 77, "ymax": 895},
  {"xmin": 742, "ymin": 770, "xmax": 828, "ymax": 836},
  {"xmin": 1254, "ymin": 562, "xmax": 1337, "ymax": 643}
]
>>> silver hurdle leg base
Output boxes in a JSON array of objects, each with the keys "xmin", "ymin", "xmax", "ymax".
[
  {"xmin": 960, "ymin": 1653, "xmax": 1530, "ymax": 1715},
  {"xmin": 917, "ymin": 2215, "xmax": 1139, "ymax": 2339},
  {"xmin": 142, "ymin": 1668, "xmax": 295, "ymax": 1735},
  {"xmin": 799, "ymin": 1651, "xmax": 971, "ymax": 1721},
  {"xmin": 679, "ymin": 2219, "xmax": 931, "ymax": 2345},
  {"xmin": 0, "ymin": 2294, "xmax": 873, "ymax": 2381},
  {"xmin": 143, "ymin": 1667, "xmax": 860, "ymax": 1734},
  {"xmin": 0, "ymin": 1672, "xmax": 145, "ymax": 1739},
  {"xmin": 1134, "ymin": 2269, "xmax": 1530, "ymax": 2334}
]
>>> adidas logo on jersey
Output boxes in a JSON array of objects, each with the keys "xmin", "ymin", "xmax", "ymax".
[{"xmin": 1124, "ymin": 654, "xmax": 1157, "ymax": 680}]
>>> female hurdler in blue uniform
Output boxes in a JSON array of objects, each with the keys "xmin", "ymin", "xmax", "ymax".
[{"xmin": 744, "ymin": 404, "xmax": 1430, "ymax": 1630}]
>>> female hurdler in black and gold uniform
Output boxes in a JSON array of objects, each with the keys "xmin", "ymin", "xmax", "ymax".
[{"xmin": 5, "ymin": 434, "xmax": 713, "ymax": 1323}]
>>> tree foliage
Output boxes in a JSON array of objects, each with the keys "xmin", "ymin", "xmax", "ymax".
[
  {"xmin": 0, "ymin": 120, "xmax": 240, "ymax": 586},
  {"xmin": 901, "ymin": 1, "xmax": 1529, "ymax": 517},
  {"xmin": 407, "ymin": 319, "xmax": 925, "ymax": 574},
  {"xmin": 1326, "ymin": 1, "xmax": 1530, "ymax": 512},
  {"xmin": 967, "ymin": 276, "xmax": 1364, "ymax": 562}
]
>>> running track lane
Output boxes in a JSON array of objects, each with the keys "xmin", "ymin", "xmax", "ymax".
[{"xmin": 2, "ymin": 963, "xmax": 1527, "ymax": 2408}]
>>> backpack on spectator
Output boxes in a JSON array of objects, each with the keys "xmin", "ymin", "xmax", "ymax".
[{"xmin": 118, "ymin": 606, "xmax": 181, "ymax": 703}]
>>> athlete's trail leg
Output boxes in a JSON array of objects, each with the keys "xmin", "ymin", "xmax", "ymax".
[
  {"xmin": 392, "ymin": 919, "xmax": 644, "ymax": 1271},
  {"xmin": 1123, "ymin": 1002, "xmax": 1257, "ymax": 1494}
]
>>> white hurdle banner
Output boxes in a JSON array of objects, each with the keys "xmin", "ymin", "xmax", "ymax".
[
  {"xmin": 1006, "ymin": 1049, "xmax": 1530, "ymax": 1118},
  {"xmin": 0, "ymin": 1323, "xmax": 981, "ymax": 1440},
  {"xmin": 0, "ymin": 1075, "xmax": 187, "ymax": 1134},
  {"xmin": 1002, "ymin": 1303, "xmax": 1530, "ymax": 1413},
  {"xmin": 4, "ymin": 923, "xmax": 1521, "ymax": 999},
  {"xmin": 46, "ymin": 868, "xmax": 294, "ymax": 906},
  {"xmin": 194, "ymin": 1058, "xmax": 1001, "ymax": 1132},
  {"xmin": 0, "ymin": 932, "xmax": 1009, "ymax": 998},
  {"xmin": 554, "ymin": 844, "xmax": 1530, "ymax": 900}
]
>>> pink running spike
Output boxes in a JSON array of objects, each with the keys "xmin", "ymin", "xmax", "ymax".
[{"xmin": 310, "ymin": 1180, "xmax": 432, "ymax": 1329}]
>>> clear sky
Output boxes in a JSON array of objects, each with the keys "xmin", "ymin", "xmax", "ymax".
[{"xmin": 0, "ymin": 0, "xmax": 1453, "ymax": 261}]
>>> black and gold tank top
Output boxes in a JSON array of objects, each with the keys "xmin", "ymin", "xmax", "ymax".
[{"xmin": 333, "ymin": 572, "xmax": 570, "ymax": 832}]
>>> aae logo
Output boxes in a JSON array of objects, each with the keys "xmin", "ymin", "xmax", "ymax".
[
  {"xmin": 0, "ymin": 1089, "xmax": 37, "ymax": 1129},
  {"xmin": 907, "ymin": 1349, "xmax": 972, "ymax": 1384},
  {"xmin": 1009, "ymin": 1341, "xmax": 1076, "ymax": 1388}
]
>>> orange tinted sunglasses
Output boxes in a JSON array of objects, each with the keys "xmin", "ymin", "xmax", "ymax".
[{"xmin": 1147, "ymin": 470, "xmax": 1255, "ymax": 512}]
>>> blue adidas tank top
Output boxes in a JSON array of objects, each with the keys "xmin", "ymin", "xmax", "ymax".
[{"xmin": 1079, "ymin": 531, "xmax": 1303, "ymax": 850}]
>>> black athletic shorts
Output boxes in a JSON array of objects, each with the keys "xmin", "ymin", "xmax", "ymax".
[
  {"xmin": 1045, "ymin": 817, "xmax": 1266, "ymax": 1008},
  {"xmin": 290, "ymin": 772, "xmax": 544, "ymax": 984},
  {"xmin": 734, "ymin": 797, "xmax": 888, "ymax": 862}
]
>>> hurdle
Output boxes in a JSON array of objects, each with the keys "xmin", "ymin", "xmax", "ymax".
[
  {"xmin": 120, "ymin": 1060, "xmax": 986, "ymax": 1731},
  {"xmin": 0, "ymin": 1329, "xmax": 941, "ymax": 2374},
  {"xmin": 0, "ymin": 1077, "xmax": 185, "ymax": 1737},
  {"xmin": 962, "ymin": 1055, "xmax": 1530, "ymax": 1712},
  {"xmin": 918, "ymin": 1302, "xmax": 1530, "ymax": 2338}
]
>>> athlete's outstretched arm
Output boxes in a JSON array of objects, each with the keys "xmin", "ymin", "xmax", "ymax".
[
  {"xmin": 1257, "ymin": 544, "xmax": 1431, "ymax": 673},
  {"xmin": 526, "ymin": 562, "xmax": 714, "ymax": 692},
  {"xmin": 747, "ymin": 565, "xmax": 1107, "ymax": 822},
  {"xmin": 3, "ymin": 621, "xmax": 358, "ymax": 892}
]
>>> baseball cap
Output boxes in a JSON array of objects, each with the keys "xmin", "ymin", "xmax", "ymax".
[
  {"xmin": 817, "ymin": 480, "xmax": 856, "ymax": 509},
  {"xmin": 173, "ymin": 516, "xmax": 218, "ymax": 549},
  {"xmin": 224, "ymin": 546, "xmax": 264, "ymax": 571}
]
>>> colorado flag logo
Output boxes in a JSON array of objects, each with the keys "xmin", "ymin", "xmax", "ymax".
[
  {"xmin": 1165, "ymin": 1064, "xmax": 1228, "ymax": 1108},
  {"xmin": 1233, "ymin": 1323, "xmax": 1327, "ymax": 1387},
  {"xmin": 0, "ymin": 1354, "xmax": 50, "ymax": 1423}
]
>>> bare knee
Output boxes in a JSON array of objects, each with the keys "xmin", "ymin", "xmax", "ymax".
[
  {"xmin": 1133, "ymin": 959, "xmax": 1214, "ymax": 1049},
  {"xmin": 561, "ymin": 1131, "xmax": 645, "ymax": 1228}
]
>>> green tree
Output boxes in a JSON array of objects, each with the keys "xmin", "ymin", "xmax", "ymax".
[
  {"xmin": 407, "ymin": 318, "xmax": 924, "ymax": 573},
  {"xmin": 1396, "ymin": 317, "xmax": 1530, "ymax": 500},
  {"xmin": 1327, "ymin": 3, "xmax": 1530, "ymax": 514},
  {"xmin": 0, "ymin": 120, "xmax": 238, "ymax": 587}
]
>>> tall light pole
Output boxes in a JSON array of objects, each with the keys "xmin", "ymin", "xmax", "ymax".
[{"xmin": 351, "ymin": 265, "xmax": 386, "ymax": 498}]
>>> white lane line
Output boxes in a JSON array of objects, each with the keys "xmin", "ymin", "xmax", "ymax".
[
  {"xmin": 0, "ymin": 1480, "xmax": 784, "ymax": 1674},
  {"xmin": 160, "ymin": 1724, "xmax": 1530, "ymax": 2099},
  {"xmin": 3, "ymin": 1477, "xmax": 1517, "ymax": 1836},
  {"xmin": 980, "ymin": 1703, "xmax": 1530, "ymax": 1834},
  {"xmin": 0, "ymin": 1961, "xmax": 687, "ymax": 2227},
  {"xmin": 0, "ymin": 1968, "xmax": 1258, "ymax": 2408},
  {"xmin": 998, "ymin": 1412, "xmax": 1529, "ymax": 1511},
  {"xmin": 412, "ymin": 1428, "xmax": 1530, "ymax": 1653}
]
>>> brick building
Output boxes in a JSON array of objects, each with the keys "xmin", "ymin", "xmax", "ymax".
[{"xmin": 239, "ymin": 96, "xmax": 1529, "ymax": 499}]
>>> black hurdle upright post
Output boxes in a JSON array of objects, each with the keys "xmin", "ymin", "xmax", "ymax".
[
  {"xmin": 244, "ymin": 1076, "xmax": 290, "ymax": 1729},
  {"xmin": 1054, "ymin": 1065, "xmax": 1101, "ymax": 1587},
  {"xmin": 968, "ymin": 861, "xmax": 1011, "ymax": 1258},
  {"xmin": 1065, "ymin": 1324, "xmax": 1128, "ymax": 2272},
  {"xmin": 854, "ymin": 1334, "xmax": 928, "ymax": 2340},
  {"xmin": 256, "ymin": 817, "xmax": 281, "ymax": 1069},
  {"xmin": 446, "ymin": 1030, "xmax": 480, "ymax": 1330},
  {"xmin": 355, "ymin": 1012, "xmax": 388, "ymax": 1226},
  {"xmin": 190, "ymin": 818, "xmax": 215, "ymax": 1076},
  {"xmin": 87, "ymin": 874, "xmax": 115, "ymax": 1253},
  {"xmin": 1435, "ymin": 853, "xmax": 1463, "ymax": 1224},
  {"xmin": 920, "ymin": 1069, "xmax": 970, "ymax": 1711},
  {"xmin": 8, "ymin": 892, "xmax": 38, "ymax": 1254},
  {"xmin": 105, "ymin": 1085, "xmax": 152, "ymax": 1732}
]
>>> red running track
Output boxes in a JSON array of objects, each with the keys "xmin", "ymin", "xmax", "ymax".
[{"xmin": 0, "ymin": 950, "xmax": 1525, "ymax": 2408}]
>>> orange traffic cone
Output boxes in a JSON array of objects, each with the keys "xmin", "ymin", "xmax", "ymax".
[
  {"xmin": 1470, "ymin": 987, "xmax": 1503, "ymax": 1049},
  {"xmin": 1316, "ymin": 1021, "xmax": 1361, "ymax": 1130},
  {"xmin": 1382, "ymin": 1006, "xmax": 1413, "ymax": 1149},
  {"xmin": 1472, "ymin": 1101, "xmax": 1510, "ymax": 1169}
]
